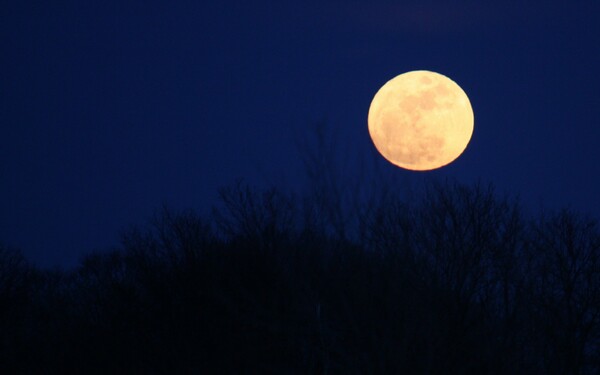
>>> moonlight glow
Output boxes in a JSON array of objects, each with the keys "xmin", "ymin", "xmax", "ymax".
[{"xmin": 368, "ymin": 70, "xmax": 474, "ymax": 171}]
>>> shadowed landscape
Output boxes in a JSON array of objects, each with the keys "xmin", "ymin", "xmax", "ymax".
[
  {"xmin": 2, "ymin": 2, "xmax": 600, "ymax": 374},
  {"xmin": 2, "ymin": 174, "xmax": 599, "ymax": 374}
]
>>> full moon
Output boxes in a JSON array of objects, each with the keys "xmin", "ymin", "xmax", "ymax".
[{"xmin": 368, "ymin": 70, "xmax": 474, "ymax": 171}]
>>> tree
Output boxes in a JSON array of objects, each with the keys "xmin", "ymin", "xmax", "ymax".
[
  {"xmin": 0, "ymin": 245, "xmax": 31, "ymax": 371},
  {"xmin": 525, "ymin": 209, "xmax": 600, "ymax": 374}
]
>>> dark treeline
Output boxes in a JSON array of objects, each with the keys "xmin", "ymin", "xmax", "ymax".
[{"xmin": 1, "ymin": 180, "xmax": 599, "ymax": 374}]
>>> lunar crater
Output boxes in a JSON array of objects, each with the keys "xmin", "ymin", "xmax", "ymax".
[{"xmin": 368, "ymin": 70, "xmax": 473, "ymax": 171}]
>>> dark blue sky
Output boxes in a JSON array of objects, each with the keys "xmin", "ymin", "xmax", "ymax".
[{"xmin": 2, "ymin": 1, "xmax": 600, "ymax": 268}]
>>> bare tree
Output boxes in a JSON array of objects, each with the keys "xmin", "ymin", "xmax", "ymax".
[
  {"xmin": 0, "ymin": 245, "xmax": 31, "ymax": 370},
  {"xmin": 410, "ymin": 180, "xmax": 525, "ymax": 372},
  {"xmin": 296, "ymin": 121, "xmax": 393, "ymax": 243},
  {"xmin": 119, "ymin": 206, "xmax": 213, "ymax": 271},
  {"xmin": 212, "ymin": 181, "xmax": 296, "ymax": 250},
  {"xmin": 525, "ymin": 209, "xmax": 600, "ymax": 375},
  {"xmin": 0, "ymin": 244, "xmax": 29, "ymax": 303}
]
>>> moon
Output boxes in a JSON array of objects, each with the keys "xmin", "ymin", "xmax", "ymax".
[{"xmin": 368, "ymin": 70, "xmax": 474, "ymax": 171}]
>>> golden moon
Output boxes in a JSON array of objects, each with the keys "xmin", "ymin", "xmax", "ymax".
[{"xmin": 368, "ymin": 70, "xmax": 474, "ymax": 171}]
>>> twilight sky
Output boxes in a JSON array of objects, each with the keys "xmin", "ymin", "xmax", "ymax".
[{"xmin": 2, "ymin": 1, "xmax": 600, "ymax": 268}]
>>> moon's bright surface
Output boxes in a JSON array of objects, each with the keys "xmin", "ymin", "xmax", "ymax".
[{"xmin": 368, "ymin": 70, "xmax": 474, "ymax": 171}]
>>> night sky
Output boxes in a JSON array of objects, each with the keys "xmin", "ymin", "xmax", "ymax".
[{"xmin": 2, "ymin": 1, "xmax": 599, "ymax": 268}]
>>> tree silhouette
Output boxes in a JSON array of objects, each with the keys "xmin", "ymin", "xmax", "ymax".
[
  {"xmin": 0, "ymin": 245, "xmax": 31, "ymax": 371},
  {"xmin": 524, "ymin": 210, "xmax": 600, "ymax": 374},
  {"xmin": 1, "ymin": 178, "xmax": 600, "ymax": 373}
]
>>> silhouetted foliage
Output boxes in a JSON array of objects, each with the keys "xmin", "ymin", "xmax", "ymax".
[
  {"xmin": 0, "ymin": 245, "xmax": 31, "ymax": 371},
  {"xmin": 1, "ymin": 181, "xmax": 599, "ymax": 374}
]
